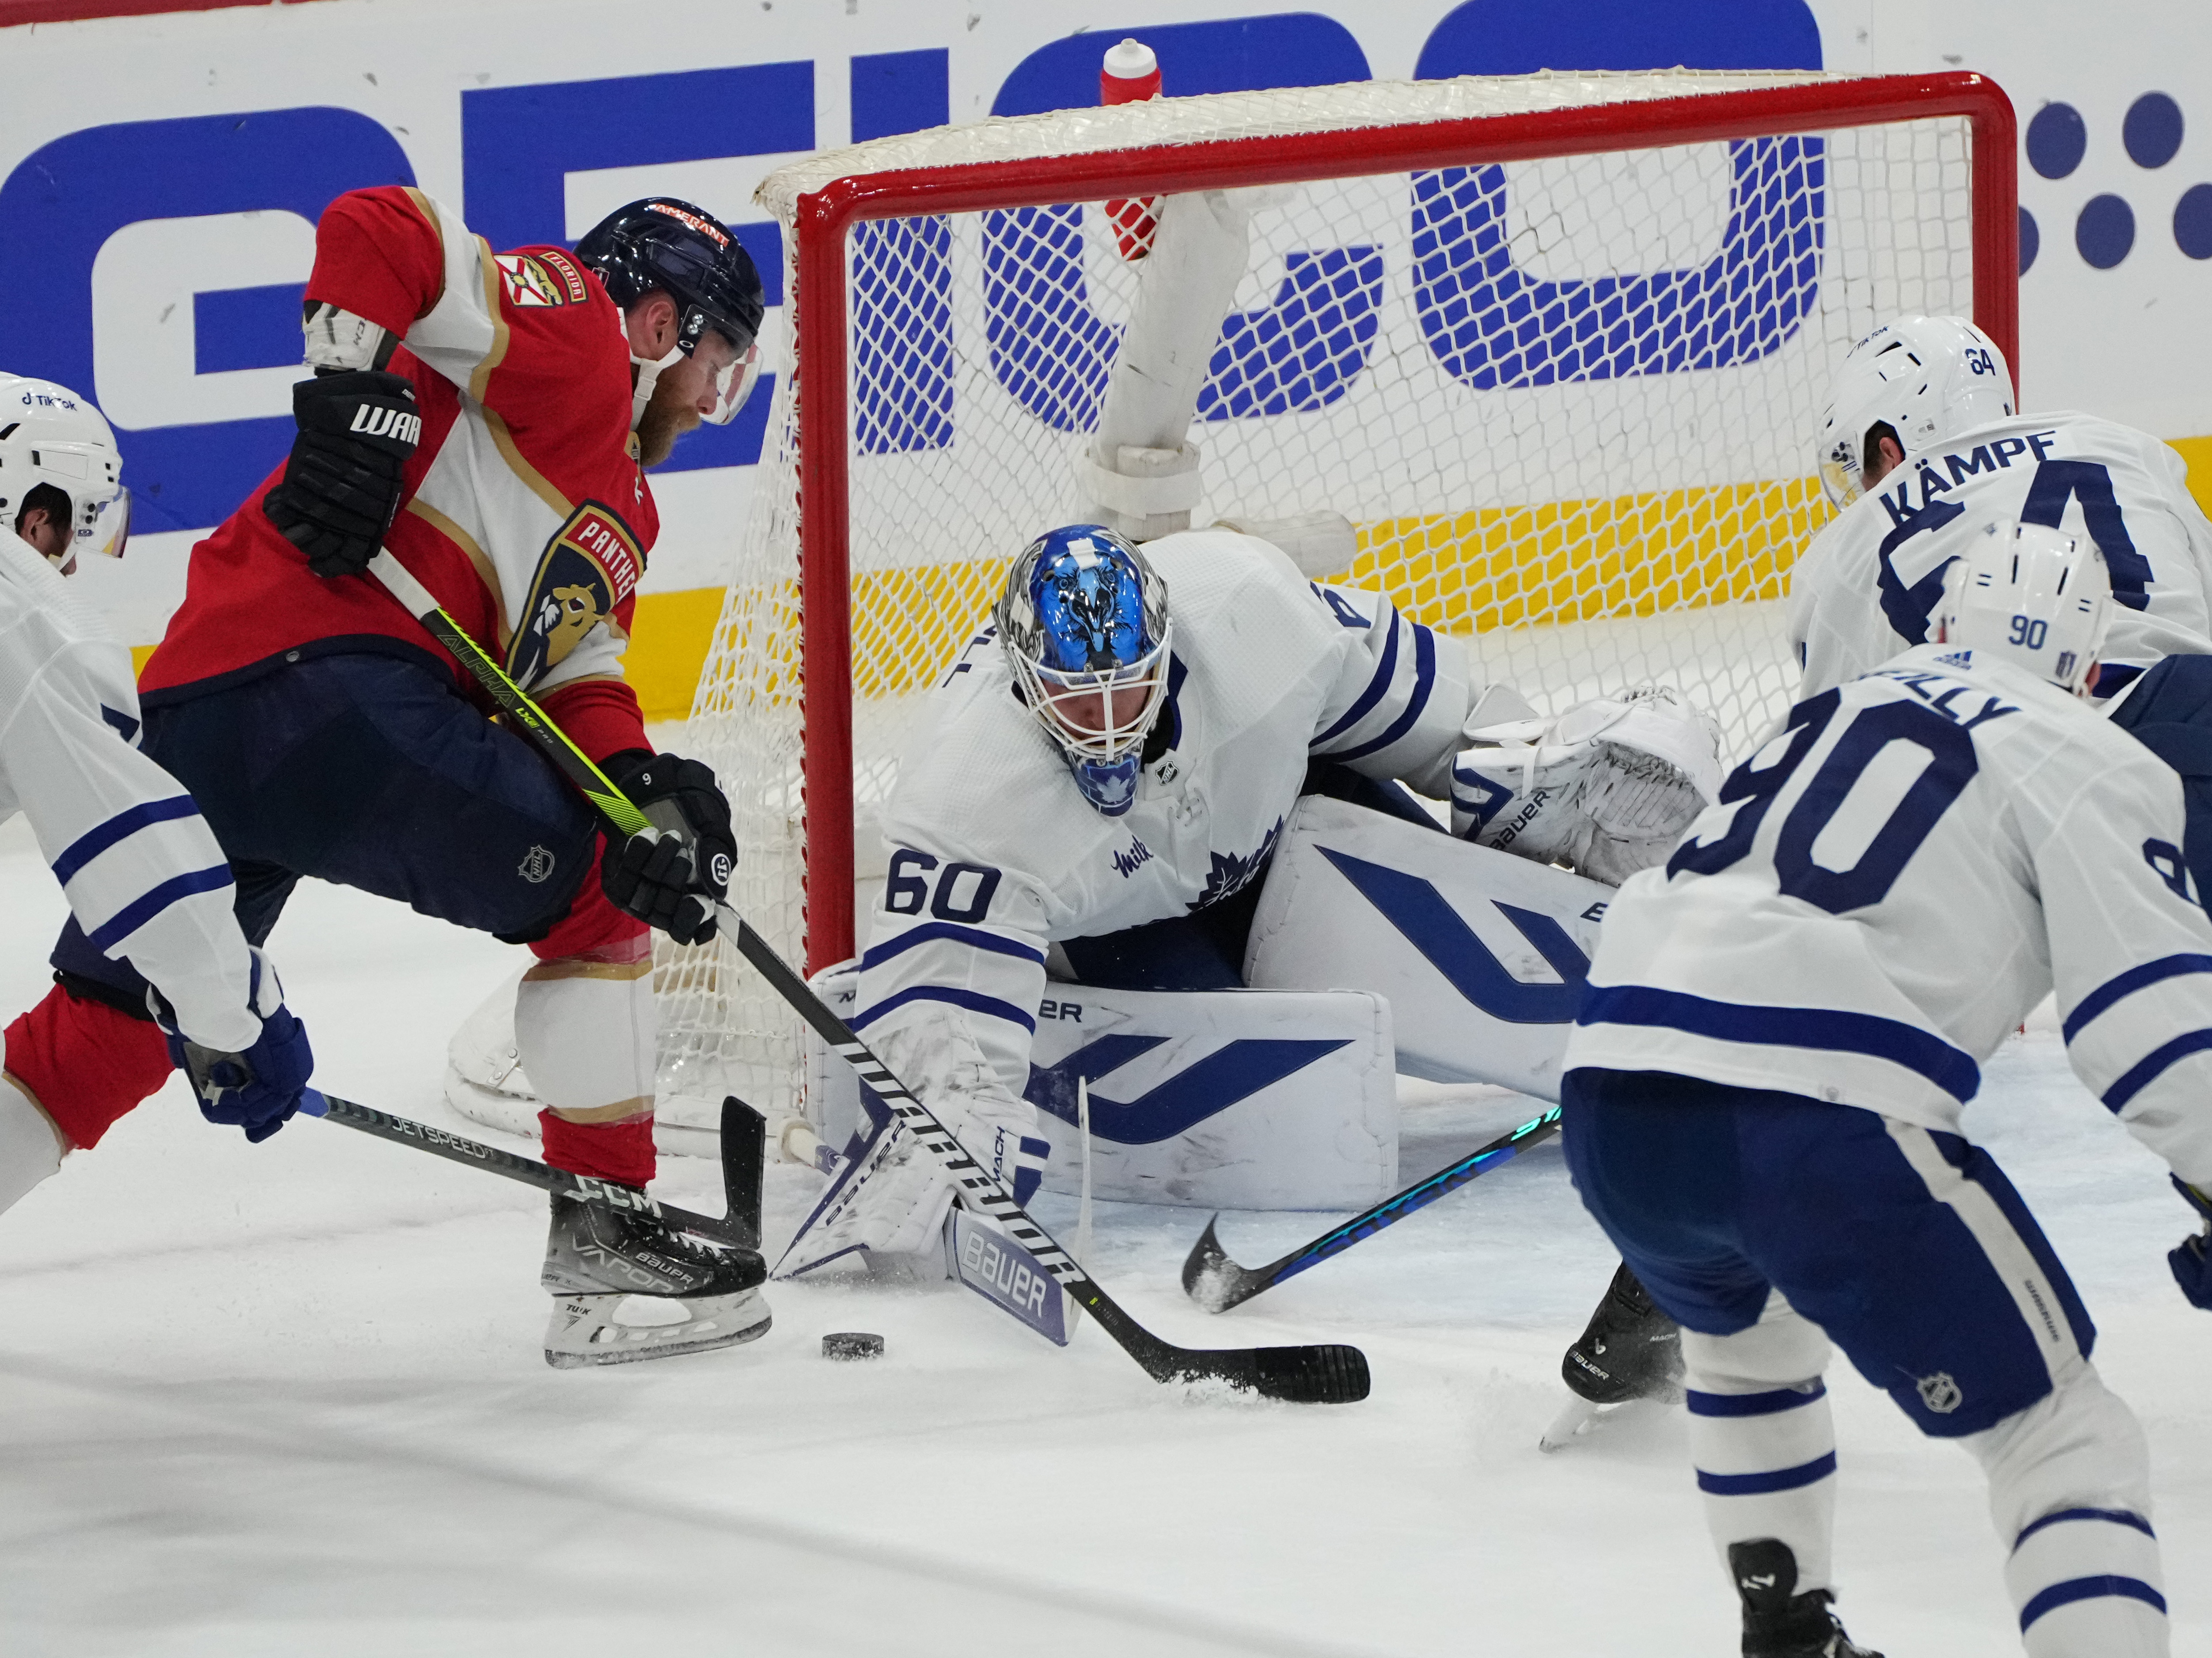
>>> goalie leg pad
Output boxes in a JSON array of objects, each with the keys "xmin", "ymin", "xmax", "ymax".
[
  {"xmin": 1246, "ymin": 794, "xmax": 1611, "ymax": 1100},
  {"xmin": 1024, "ymin": 981, "xmax": 1396, "ymax": 1210}
]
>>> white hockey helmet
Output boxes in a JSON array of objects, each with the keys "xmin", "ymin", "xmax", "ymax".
[
  {"xmin": 1816, "ymin": 315, "xmax": 2015, "ymax": 510},
  {"xmin": 0, "ymin": 375, "xmax": 128, "ymax": 568},
  {"xmin": 1934, "ymin": 519, "xmax": 2112, "ymax": 697}
]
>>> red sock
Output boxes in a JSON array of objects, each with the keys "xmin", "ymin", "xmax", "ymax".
[
  {"xmin": 538, "ymin": 1109, "xmax": 655, "ymax": 1189},
  {"xmin": 5, "ymin": 985, "xmax": 172, "ymax": 1150}
]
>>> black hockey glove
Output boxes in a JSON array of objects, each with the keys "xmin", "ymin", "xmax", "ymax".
[
  {"xmin": 598, "ymin": 750, "xmax": 736, "ymax": 946},
  {"xmin": 2172, "ymin": 1177, "xmax": 2212, "ymax": 1310},
  {"xmin": 263, "ymin": 369, "xmax": 422, "ymax": 578}
]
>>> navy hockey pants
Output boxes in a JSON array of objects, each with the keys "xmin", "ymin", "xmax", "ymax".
[
  {"xmin": 1563, "ymin": 1067, "xmax": 2097, "ymax": 1437},
  {"xmin": 51, "ymin": 651, "xmax": 602, "ymax": 1002},
  {"xmin": 2107, "ymin": 651, "xmax": 2212, "ymax": 907},
  {"xmin": 1056, "ymin": 762, "xmax": 1438, "ymax": 991}
]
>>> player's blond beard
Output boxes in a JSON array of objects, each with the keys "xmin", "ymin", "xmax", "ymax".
[{"xmin": 635, "ymin": 374, "xmax": 702, "ymax": 468}]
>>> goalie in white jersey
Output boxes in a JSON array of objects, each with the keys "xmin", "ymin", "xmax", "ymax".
[
  {"xmin": 782, "ymin": 521, "xmax": 1723, "ymax": 1275},
  {"xmin": 0, "ymin": 377, "xmax": 315, "ymax": 1218},
  {"xmin": 1565, "ymin": 522, "xmax": 2212, "ymax": 1658}
]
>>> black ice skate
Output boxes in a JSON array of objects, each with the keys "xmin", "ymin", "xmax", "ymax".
[
  {"xmin": 1540, "ymin": 1261, "xmax": 1685, "ymax": 1450},
  {"xmin": 541, "ymin": 1185, "xmax": 771, "ymax": 1368},
  {"xmin": 1730, "ymin": 1539, "xmax": 1883, "ymax": 1658}
]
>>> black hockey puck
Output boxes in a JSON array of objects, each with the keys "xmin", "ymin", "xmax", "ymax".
[{"xmin": 822, "ymin": 1331, "xmax": 886, "ymax": 1361}]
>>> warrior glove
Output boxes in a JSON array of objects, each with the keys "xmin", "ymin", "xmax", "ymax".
[
  {"xmin": 264, "ymin": 369, "xmax": 421, "ymax": 578},
  {"xmin": 598, "ymin": 750, "xmax": 737, "ymax": 946},
  {"xmin": 2173, "ymin": 1177, "xmax": 2212, "ymax": 1310},
  {"xmin": 149, "ymin": 947, "xmax": 316, "ymax": 1144}
]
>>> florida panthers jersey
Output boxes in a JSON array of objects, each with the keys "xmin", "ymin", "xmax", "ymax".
[
  {"xmin": 1789, "ymin": 412, "xmax": 2212, "ymax": 704},
  {"xmin": 1569, "ymin": 644, "xmax": 2212, "ymax": 1183},
  {"xmin": 0, "ymin": 536, "xmax": 256, "ymax": 1052},
  {"xmin": 140, "ymin": 187, "xmax": 655, "ymax": 763},
  {"xmin": 855, "ymin": 529, "xmax": 1483, "ymax": 1114}
]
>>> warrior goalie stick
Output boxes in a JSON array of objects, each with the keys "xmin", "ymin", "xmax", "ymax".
[
  {"xmin": 305, "ymin": 1089, "xmax": 766, "ymax": 1250},
  {"xmin": 366, "ymin": 551, "xmax": 1370, "ymax": 1405},
  {"xmin": 1182, "ymin": 1104, "xmax": 1563, "ymax": 1313}
]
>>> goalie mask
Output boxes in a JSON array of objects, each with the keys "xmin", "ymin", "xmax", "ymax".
[
  {"xmin": 1935, "ymin": 519, "xmax": 2113, "ymax": 697},
  {"xmin": 996, "ymin": 525, "xmax": 1171, "ymax": 817},
  {"xmin": 0, "ymin": 375, "xmax": 129, "ymax": 570},
  {"xmin": 1816, "ymin": 314, "xmax": 2015, "ymax": 510}
]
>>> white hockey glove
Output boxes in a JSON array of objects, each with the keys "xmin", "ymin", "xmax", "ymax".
[
  {"xmin": 779, "ymin": 1082, "xmax": 1050, "ymax": 1274},
  {"xmin": 1449, "ymin": 686, "xmax": 1725, "ymax": 886}
]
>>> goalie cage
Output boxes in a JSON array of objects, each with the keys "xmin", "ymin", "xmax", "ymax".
[{"xmin": 518, "ymin": 66, "xmax": 2020, "ymax": 1146}]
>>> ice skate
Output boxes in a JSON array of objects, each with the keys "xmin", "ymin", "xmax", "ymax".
[
  {"xmin": 541, "ymin": 1186, "xmax": 770, "ymax": 1369},
  {"xmin": 1731, "ymin": 1539, "xmax": 1883, "ymax": 1658},
  {"xmin": 1541, "ymin": 1261, "xmax": 1683, "ymax": 1449}
]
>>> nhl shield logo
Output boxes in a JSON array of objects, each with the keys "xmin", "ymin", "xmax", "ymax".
[
  {"xmin": 519, "ymin": 845, "xmax": 557, "ymax": 884},
  {"xmin": 508, "ymin": 502, "xmax": 644, "ymax": 689},
  {"xmin": 1917, "ymin": 1371, "xmax": 1963, "ymax": 1414}
]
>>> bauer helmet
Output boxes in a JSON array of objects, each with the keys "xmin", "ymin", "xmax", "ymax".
[
  {"xmin": 0, "ymin": 375, "xmax": 128, "ymax": 570},
  {"xmin": 576, "ymin": 198, "xmax": 766, "ymax": 424},
  {"xmin": 1816, "ymin": 315, "xmax": 2015, "ymax": 510},
  {"xmin": 996, "ymin": 525, "xmax": 1171, "ymax": 817},
  {"xmin": 1935, "ymin": 519, "xmax": 2112, "ymax": 697}
]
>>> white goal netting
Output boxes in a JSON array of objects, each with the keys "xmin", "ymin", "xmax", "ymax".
[{"xmin": 649, "ymin": 68, "xmax": 1990, "ymax": 1132}]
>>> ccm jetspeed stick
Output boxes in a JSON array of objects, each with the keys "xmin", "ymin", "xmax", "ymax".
[{"xmin": 365, "ymin": 552, "xmax": 1369, "ymax": 1404}]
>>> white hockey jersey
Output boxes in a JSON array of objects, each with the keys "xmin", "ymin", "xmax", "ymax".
[
  {"xmin": 0, "ymin": 535, "xmax": 256, "ymax": 1051},
  {"xmin": 1789, "ymin": 412, "xmax": 2212, "ymax": 702},
  {"xmin": 1568, "ymin": 644, "xmax": 2212, "ymax": 1183},
  {"xmin": 855, "ymin": 529, "xmax": 1483, "ymax": 1114}
]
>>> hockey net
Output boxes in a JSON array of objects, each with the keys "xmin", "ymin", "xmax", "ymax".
[{"xmin": 648, "ymin": 68, "xmax": 2016, "ymax": 1134}]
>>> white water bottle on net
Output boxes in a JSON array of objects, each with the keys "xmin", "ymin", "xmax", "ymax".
[{"xmin": 638, "ymin": 62, "xmax": 2019, "ymax": 1144}]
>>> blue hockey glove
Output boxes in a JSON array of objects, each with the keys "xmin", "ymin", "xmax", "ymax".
[
  {"xmin": 149, "ymin": 947, "xmax": 317, "ymax": 1143},
  {"xmin": 2172, "ymin": 1177, "xmax": 2212, "ymax": 1310}
]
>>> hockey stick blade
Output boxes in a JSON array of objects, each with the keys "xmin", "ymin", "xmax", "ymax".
[
  {"xmin": 306, "ymin": 1092, "xmax": 750, "ymax": 1249},
  {"xmin": 364, "ymin": 554, "xmax": 1370, "ymax": 1405},
  {"xmin": 1182, "ymin": 1104, "xmax": 1564, "ymax": 1314},
  {"xmin": 720, "ymin": 1096, "xmax": 767, "ymax": 1252}
]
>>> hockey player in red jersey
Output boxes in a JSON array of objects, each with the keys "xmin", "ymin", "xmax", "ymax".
[{"xmin": 4, "ymin": 190, "xmax": 767, "ymax": 1367}]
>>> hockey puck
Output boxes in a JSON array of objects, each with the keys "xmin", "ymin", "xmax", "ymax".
[{"xmin": 822, "ymin": 1331, "xmax": 886, "ymax": 1361}]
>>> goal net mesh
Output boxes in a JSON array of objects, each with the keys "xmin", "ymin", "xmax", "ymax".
[{"xmin": 649, "ymin": 70, "xmax": 1981, "ymax": 1130}]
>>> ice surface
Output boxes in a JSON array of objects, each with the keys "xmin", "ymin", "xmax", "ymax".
[{"xmin": 1, "ymin": 810, "xmax": 2207, "ymax": 1656}]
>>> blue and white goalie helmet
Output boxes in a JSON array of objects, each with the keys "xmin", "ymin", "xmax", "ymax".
[
  {"xmin": 1935, "ymin": 519, "xmax": 2113, "ymax": 697},
  {"xmin": 995, "ymin": 524, "xmax": 1171, "ymax": 816},
  {"xmin": 1817, "ymin": 314, "xmax": 2015, "ymax": 510}
]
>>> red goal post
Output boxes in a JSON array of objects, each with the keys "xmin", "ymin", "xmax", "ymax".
[{"xmin": 783, "ymin": 69, "xmax": 2015, "ymax": 972}]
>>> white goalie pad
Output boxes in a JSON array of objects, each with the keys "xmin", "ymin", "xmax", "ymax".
[
  {"xmin": 802, "ymin": 963, "xmax": 1397, "ymax": 1211},
  {"xmin": 1245, "ymin": 795, "xmax": 1613, "ymax": 1101}
]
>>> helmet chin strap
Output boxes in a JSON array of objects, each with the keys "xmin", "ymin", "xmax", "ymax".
[{"xmin": 630, "ymin": 341, "xmax": 685, "ymax": 431}]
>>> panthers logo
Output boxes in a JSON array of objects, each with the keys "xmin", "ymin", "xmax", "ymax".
[{"xmin": 509, "ymin": 503, "xmax": 643, "ymax": 688}]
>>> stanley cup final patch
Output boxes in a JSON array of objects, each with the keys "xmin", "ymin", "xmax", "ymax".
[{"xmin": 508, "ymin": 501, "xmax": 644, "ymax": 687}]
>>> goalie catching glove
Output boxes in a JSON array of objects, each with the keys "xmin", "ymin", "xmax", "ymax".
[
  {"xmin": 1450, "ymin": 686, "xmax": 1725, "ymax": 885},
  {"xmin": 148, "ymin": 947, "xmax": 317, "ymax": 1143},
  {"xmin": 263, "ymin": 369, "xmax": 422, "ymax": 578},
  {"xmin": 598, "ymin": 750, "xmax": 737, "ymax": 945}
]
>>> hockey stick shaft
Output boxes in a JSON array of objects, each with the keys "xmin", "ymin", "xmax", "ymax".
[
  {"xmin": 1184, "ymin": 1104, "xmax": 1562, "ymax": 1312},
  {"xmin": 303, "ymin": 1090, "xmax": 749, "ymax": 1246},
  {"xmin": 366, "ymin": 553, "xmax": 1367, "ymax": 1403}
]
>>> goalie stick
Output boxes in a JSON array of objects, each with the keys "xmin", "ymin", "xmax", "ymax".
[
  {"xmin": 305, "ymin": 1089, "xmax": 766, "ymax": 1250},
  {"xmin": 1182, "ymin": 1104, "xmax": 1563, "ymax": 1313},
  {"xmin": 365, "ymin": 551, "xmax": 1370, "ymax": 1406}
]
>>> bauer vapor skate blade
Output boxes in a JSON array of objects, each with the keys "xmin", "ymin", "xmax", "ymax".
[
  {"xmin": 545, "ymin": 1285, "xmax": 772, "ymax": 1370},
  {"xmin": 1731, "ymin": 1539, "xmax": 1884, "ymax": 1658},
  {"xmin": 1562, "ymin": 1261, "xmax": 1684, "ymax": 1406}
]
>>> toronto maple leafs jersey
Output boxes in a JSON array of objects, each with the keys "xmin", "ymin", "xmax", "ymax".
[
  {"xmin": 0, "ymin": 535, "xmax": 257, "ymax": 1054},
  {"xmin": 855, "ymin": 529, "xmax": 1483, "ymax": 1115},
  {"xmin": 1568, "ymin": 644, "xmax": 2212, "ymax": 1183},
  {"xmin": 1789, "ymin": 412, "xmax": 2212, "ymax": 704}
]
